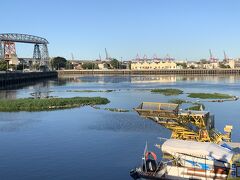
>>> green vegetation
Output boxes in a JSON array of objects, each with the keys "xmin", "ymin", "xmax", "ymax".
[
  {"xmin": 219, "ymin": 62, "xmax": 230, "ymax": 69},
  {"xmin": 82, "ymin": 62, "xmax": 99, "ymax": 70},
  {"xmin": 186, "ymin": 103, "xmax": 205, "ymax": 111},
  {"xmin": 17, "ymin": 63, "xmax": 26, "ymax": 70},
  {"xmin": 66, "ymin": 89, "xmax": 114, "ymax": 93},
  {"xmin": 109, "ymin": 58, "xmax": 120, "ymax": 69},
  {"xmin": 188, "ymin": 93, "xmax": 233, "ymax": 99},
  {"xmin": 65, "ymin": 61, "xmax": 74, "ymax": 69},
  {"xmin": 50, "ymin": 56, "xmax": 67, "ymax": 70},
  {"xmin": 0, "ymin": 60, "xmax": 7, "ymax": 71},
  {"xmin": 176, "ymin": 62, "xmax": 187, "ymax": 69},
  {"xmin": 199, "ymin": 59, "xmax": 209, "ymax": 64},
  {"xmin": 168, "ymin": 99, "xmax": 188, "ymax": 104},
  {"xmin": 32, "ymin": 63, "xmax": 40, "ymax": 70},
  {"xmin": 151, "ymin": 88, "xmax": 183, "ymax": 96},
  {"xmin": 0, "ymin": 97, "xmax": 110, "ymax": 112}
]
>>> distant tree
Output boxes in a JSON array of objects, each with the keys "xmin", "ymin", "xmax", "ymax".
[
  {"xmin": 176, "ymin": 62, "xmax": 187, "ymax": 69},
  {"xmin": 9, "ymin": 64, "xmax": 16, "ymax": 71},
  {"xmin": 65, "ymin": 61, "xmax": 74, "ymax": 69},
  {"xmin": 200, "ymin": 59, "xmax": 209, "ymax": 64},
  {"xmin": 51, "ymin": 57, "xmax": 67, "ymax": 70},
  {"xmin": 110, "ymin": 58, "xmax": 120, "ymax": 69},
  {"xmin": 189, "ymin": 65, "xmax": 195, "ymax": 69},
  {"xmin": 17, "ymin": 64, "xmax": 28, "ymax": 70},
  {"xmin": 127, "ymin": 62, "xmax": 131, "ymax": 69},
  {"xmin": 33, "ymin": 63, "xmax": 40, "ymax": 70},
  {"xmin": 82, "ymin": 62, "xmax": 99, "ymax": 69},
  {"xmin": 0, "ymin": 60, "xmax": 7, "ymax": 71},
  {"xmin": 219, "ymin": 62, "xmax": 230, "ymax": 69},
  {"xmin": 120, "ymin": 64, "xmax": 127, "ymax": 69}
]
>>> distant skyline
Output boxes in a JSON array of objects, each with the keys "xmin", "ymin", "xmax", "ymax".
[{"xmin": 1, "ymin": 0, "xmax": 240, "ymax": 60}]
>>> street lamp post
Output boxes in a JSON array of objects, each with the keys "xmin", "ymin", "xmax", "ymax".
[{"xmin": 121, "ymin": 57, "xmax": 123, "ymax": 69}]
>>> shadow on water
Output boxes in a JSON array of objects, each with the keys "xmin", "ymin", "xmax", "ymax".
[{"xmin": 88, "ymin": 111, "xmax": 171, "ymax": 135}]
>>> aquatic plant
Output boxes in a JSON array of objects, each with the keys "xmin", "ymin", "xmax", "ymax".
[
  {"xmin": 151, "ymin": 88, "xmax": 183, "ymax": 96},
  {"xmin": 0, "ymin": 97, "xmax": 110, "ymax": 112},
  {"xmin": 168, "ymin": 99, "xmax": 188, "ymax": 104},
  {"xmin": 186, "ymin": 103, "xmax": 205, "ymax": 111},
  {"xmin": 188, "ymin": 93, "xmax": 233, "ymax": 99}
]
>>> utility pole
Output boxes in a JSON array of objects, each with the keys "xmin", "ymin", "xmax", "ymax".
[
  {"xmin": 105, "ymin": 48, "xmax": 109, "ymax": 60},
  {"xmin": 121, "ymin": 57, "xmax": 123, "ymax": 69},
  {"xmin": 223, "ymin": 51, "xmax": 228, "ymax": 61},
  {"xmin": 209, "ymin": 49, "xmax": 213, "ymax": 62}
]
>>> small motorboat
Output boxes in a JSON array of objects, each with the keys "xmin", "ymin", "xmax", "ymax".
[{"xmin": 130, "ymin": 139, "xmax": 240, "ymax": 180}]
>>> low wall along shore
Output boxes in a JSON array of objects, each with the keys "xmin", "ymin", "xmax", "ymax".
[
  {"xmin": 58, "ymin": 69, "xmax": 240, "ymax": 75},
  {"xmin": 0, "ymin": 71, "xmax": 58, "ymax": 90}
]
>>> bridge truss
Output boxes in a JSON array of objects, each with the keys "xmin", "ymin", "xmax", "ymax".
[{"xmin": 0, "ymin": 33, "xmax": 49, "ymax": 65}]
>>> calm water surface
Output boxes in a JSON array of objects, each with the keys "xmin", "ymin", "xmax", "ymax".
[{"xmin": 0, "ymin": 75, "xmax": 240, "ymax": 180}]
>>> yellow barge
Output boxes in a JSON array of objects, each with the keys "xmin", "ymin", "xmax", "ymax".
[{"xmin": 135, "ymin": 102, "xmax": 238, "ymax": 144}]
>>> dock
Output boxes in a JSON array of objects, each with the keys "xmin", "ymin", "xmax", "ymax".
[{"xmin": 58, "ymin": 69, "xmax": 240, "ymax": 75}]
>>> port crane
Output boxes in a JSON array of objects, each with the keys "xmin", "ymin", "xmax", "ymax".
[{"xmin": 209, "ymin": 49, "xmax": 218, "ymax": 62}]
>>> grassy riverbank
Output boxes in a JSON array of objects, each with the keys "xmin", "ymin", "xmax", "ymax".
[
  {"xmin": 151, "ymin": 88, "xmax": 183, "ymax": 96},
  {"xmin": 188, "ymin": 93, "xmax": 233, "ymax": 99},
  {"xmin": 0, "ymin": 97, "xmax": 110, "ymax": 112}
]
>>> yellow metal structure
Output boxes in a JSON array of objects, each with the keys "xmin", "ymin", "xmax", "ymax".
[{"xmin": 135, "ymin": 102, "xmax": 232, "ymax": 144}]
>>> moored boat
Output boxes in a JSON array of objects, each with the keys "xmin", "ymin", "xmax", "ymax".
[{"xmin": 130, "ymin": 139, "xmax": 240, "ymax": 180}]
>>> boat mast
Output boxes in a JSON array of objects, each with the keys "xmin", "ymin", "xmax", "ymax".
[{"xmin": 143, "ymin": 141, "xmax": 148, "ymax": 172}]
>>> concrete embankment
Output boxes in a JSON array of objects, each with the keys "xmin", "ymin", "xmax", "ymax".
[
  {"xmin": 58, "ymin": 69, "xmax": 240, "ymax": 75},
  {"xmin": 0, "ymin": 71, "xmax": 58, "ymax": 90}
]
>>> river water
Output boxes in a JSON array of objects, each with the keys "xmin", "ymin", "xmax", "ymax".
[{"xmin": 0, "ymin": 75, "xmax": 240, "ymax": 180}]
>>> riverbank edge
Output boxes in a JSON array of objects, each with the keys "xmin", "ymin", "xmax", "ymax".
[
  {"xmin": 58, "ymin": 69, "xmax": 240, "ymax": 75},
  {"xmin": 0, "ymin": 71, "xmax": 58, "ymax": 90}
]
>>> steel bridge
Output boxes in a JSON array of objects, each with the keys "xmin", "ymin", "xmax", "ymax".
[{"xmin": 0, "ymin": 33, "xmax": 49, "ymax": 65}]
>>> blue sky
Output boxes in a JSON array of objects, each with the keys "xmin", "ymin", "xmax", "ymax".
[{"xmin": 1, "ymin": 0, "xmax": 240, "ymax": 60}]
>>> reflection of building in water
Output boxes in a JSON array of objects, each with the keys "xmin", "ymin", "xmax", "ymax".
[
  {"xmin": 175, "ymin": 75, "xmax": 240, "ymax": 84},
  {"xmin": 28, "ymin": 81, "xmax": 52, "ymax": 99},
  {"xmin": 131, "ymin": 76, "xmax": 177, "ymax": 83},
  {"xmin": 0, "ymin": 90, "xmax": 17, "ymax": 99},
  {"xmin": 228, "ymin": 75, "xmax": 237, "ymax": 84},
  {"xmin": 59, "ymin": 76, "xmax": 82, "ymax": 83}
]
